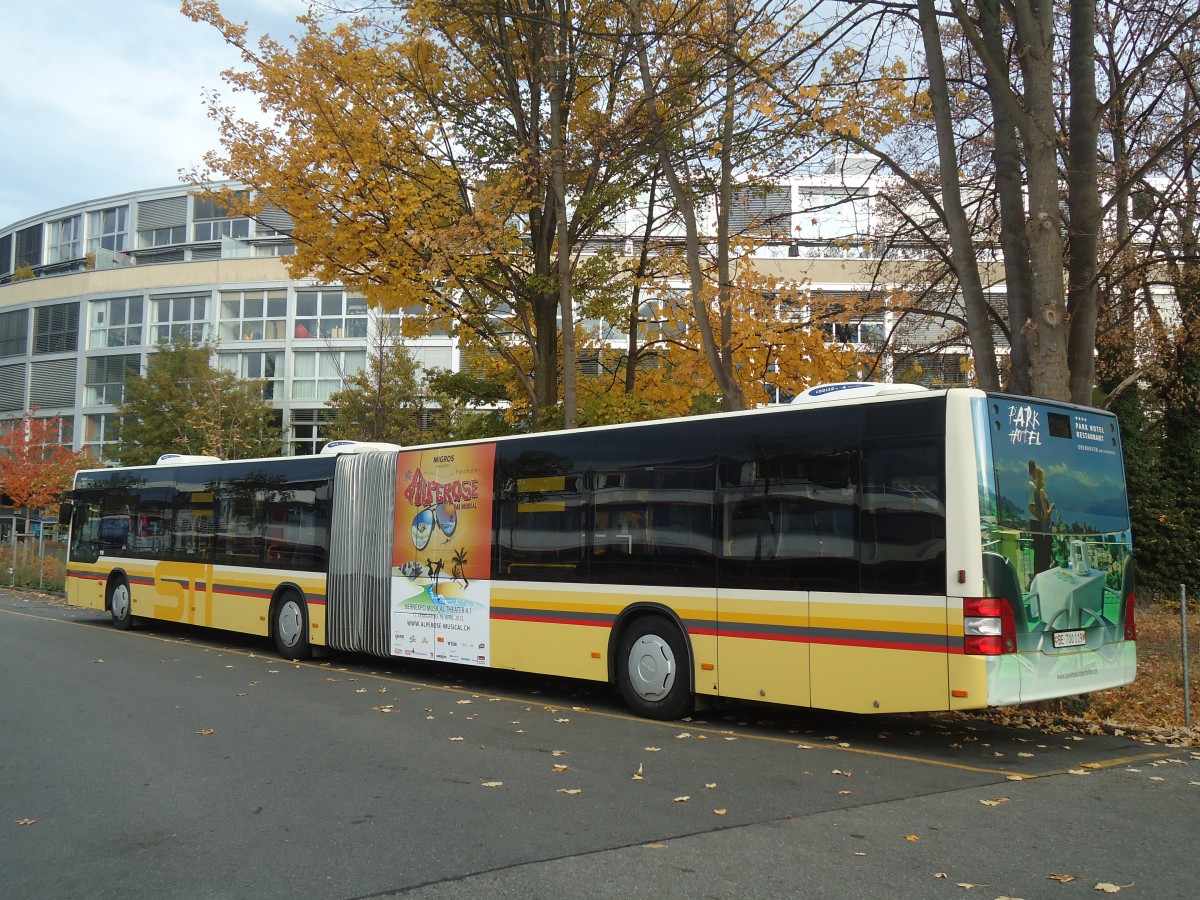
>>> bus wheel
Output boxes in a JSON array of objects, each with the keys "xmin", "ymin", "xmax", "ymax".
[
  {"xmin": 272, "ymin": 591, "xmax": 311, "ymax": 660},
  {"xmin": 108, "ymin": 577, "xmax": 134, "ymax": 630},
  {"xmin": 617, "ymin": 615, "xmax": 694, "ymax": 720}
]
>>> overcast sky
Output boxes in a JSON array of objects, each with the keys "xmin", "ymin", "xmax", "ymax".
[{"xmin": 0, "ymin": 0, "xmax": 308, "ymax": 228}]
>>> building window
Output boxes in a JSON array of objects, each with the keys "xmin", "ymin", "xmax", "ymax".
[
  {"xmin": 33, "ymin": 415, "xmax": 74, "ymax": 447},
  {"xmin": 294, "ymin": 290, "xmax": 368, "ymax": 339},
  {"xmin": 290, "ymin": 409, "xmax": 334, "ymax": 456},
  {"xmin": 291, "ymin": 349, "xmax": 365, "ymax": 401},
  {"xmin": 729, "ymin": 185, "xmax": 791, "ymax": 238},
  {"xmin": 193, "ymin": 193, "xmax": 250, "ymax": 242},
  {"xmin": 409, "ymin": 344, "xmax": 454, "ymax": 373},
  {"xmin": 218, "ymin": 350, "xmax": 283, "ymax": 400},
  {"xmin": 15, "ymin": 224, "xmax": 43, "ymax": 269},
  {"xmin": 820, "ymin": 318, "xmax": 886, "ymax": 345},
  {"xmin": 34, "ymin": 303, "xmax": 80, "ymax": 354},
  {"xmin": 47, "ymin": 216, "xmax": 83, "ymax": 264},
  {"xmin": 0, "ymin": 364, "xmax": 25, "ymax": 412},
  {"xmin": 30, "ymin": 359, "xmax": 76, "ymax": 407},
  {"xmin": 84, "ymin": 413, "xmax": 121, "ymax": 458},
  {"xmin": 86, "ymin": 354, "xmax": 140, "ymax": 405},
  {"xmin": 0, "ymin": 309, "xmax": 28, "ymax": 358},
  {"xmin": 255, "ymin": 242, "xmax": 296, "ymax": 257},
  {"xmin": 218, "ymin": 289, "xmax": 288, "ymax": 341},
  {"xmin": 0, "ymin": 416, "xmax": 74, "ymax": 448},
  {"xmin": 150, "ymin": 294, "xmax": 210, "ymax": 344},
  {"xmin": 194, "ymin": 218, "xmax": 251, "ymax": 241},
  {"xmin": 793, "ymin": 187, "xmax": 869, "ymax": 240},
  {"xmin": 89, "ymin": 297, "xmax": 144, "ymax": 349},
  {"xmin": 87, "ymin": 206, "xmax": 129, "ymax": 253},
  {"xmin": 139, "ymin": 225, "xmax": 186, "ymax": 248}
]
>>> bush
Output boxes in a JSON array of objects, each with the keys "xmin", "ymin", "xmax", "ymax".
[{"xmin": 4, "ymin": 541, "xmax": 66, "ymax": 592}]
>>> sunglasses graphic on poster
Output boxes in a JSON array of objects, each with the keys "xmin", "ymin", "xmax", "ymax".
[{"xmin": 390, "ymin": 444, "xmax": 496, "ymax": 665}]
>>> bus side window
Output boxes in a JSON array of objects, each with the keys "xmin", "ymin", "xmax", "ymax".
[
  {"xmin": 859, "ymin": 440, "xmax": 946, "ymax": 594},
  {"xmin": 496, "ymin": 434, "xmax": 592, "ymax": 582}
]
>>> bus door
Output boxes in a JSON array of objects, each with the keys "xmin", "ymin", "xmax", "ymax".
[{"xmin": 152, "ymin": 477, "xmax": 217, "ymax": 627}]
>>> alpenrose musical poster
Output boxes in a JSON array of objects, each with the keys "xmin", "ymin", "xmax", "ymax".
[{"xmin": 390, "ymin": 443, "xmax": 496, "ymax": 664}]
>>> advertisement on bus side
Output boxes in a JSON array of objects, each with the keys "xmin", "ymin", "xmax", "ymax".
[{"xmin": 390, "ymin": 443, "xmax": 497, "ymax": 665}]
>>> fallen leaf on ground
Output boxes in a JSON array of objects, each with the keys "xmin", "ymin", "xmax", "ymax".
[
  {"xmin": 481, "ymin": 781, "xmax": 503, "ymax": 788},
  {"xmin": 673, "ymin": 795, "xmax": 690, "ymax": 803},
  {"xmin": 195, "ymin": 729, "xmax": 215, "ymax": 735},
  {"xmin": 979, "ymin": 797, "xmax": 1010, "ymax": 806},
  {"xmin": 713, "ymin": 808, "xmax": 727, "ymax": 815},
  {"xmin": 557, "ymin": 788, "xmax": 582, "ymax": 795},
  {"xmin": 1047, "ymin": 874, "xmax": 1077, "ymax": 883},
  {"xmin": 15, "ymin": 819, "xmax": 37, "ymax": 826}
]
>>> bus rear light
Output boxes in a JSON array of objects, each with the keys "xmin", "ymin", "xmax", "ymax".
[
  {"xmin": 963, "ymin": 596, "xmax": 1017, "ymax": 656},
  {"xmin": 1124, "ymin": 590, "xmax": 1137, "ymax": 641}
]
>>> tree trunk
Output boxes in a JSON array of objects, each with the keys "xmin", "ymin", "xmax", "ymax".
[
  {"xmin": 1064, "ymin": 0, "xmax": 1103, "ymax": 405},
  {"xmin": 917, "ymin": 0, "xmax": 1000, "ymax": 390},
  {"xmin": 546, "ymin": 0, "xmax": 576, "ymax": 428},
  {"xmin": 715, "ymin": 0, "xmax": 746, "ymax": 411},
  {"xmin": 979, "ymin": 0, "xmax": 1033, "ymax": 394},
  {"xmin": 628, "ymin": 0, "xmax": 743, "ymax": 409},
  {"xmin": 1015, "ymin": 0, "xmax": 1071, "ymax": 401}
]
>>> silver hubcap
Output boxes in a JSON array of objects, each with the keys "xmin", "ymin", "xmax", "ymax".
[
  {"xmin": 111, "ymin": 583, "xmax": 130, "ymax": 620},
  {"xmin": 627, "ymin": 634, "xmax": 676, "ymax": 702},
  {"xmin": 277, "ymin": 600, "xmax": 303, "ymax": 648}
]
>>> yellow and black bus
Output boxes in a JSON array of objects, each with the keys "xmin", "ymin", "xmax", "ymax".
[{"xmin": 64, "ymin": 384, "xmax": 1136, "ymax": 719}]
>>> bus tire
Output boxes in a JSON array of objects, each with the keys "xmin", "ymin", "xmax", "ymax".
[
  {"xmin": 108, "ymin": 576, "xmax": 134, "ymax": 630},
  {"xmin": 272, "ymin": 591, "xmax": 311, "ymax": 660},
  {"xmin": 617, "ymin": 614, "xmax": 694, "ymax": 720}
]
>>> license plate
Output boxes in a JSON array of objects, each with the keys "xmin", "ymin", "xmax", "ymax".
[{"xmin": 1052, "ymin": 629, "xmax": 1086, "ymax": 648}]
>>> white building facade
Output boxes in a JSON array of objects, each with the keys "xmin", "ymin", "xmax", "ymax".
[
  {"xmin": 0, "ymin": 171, "xmax": 978, "ymax": 460},
  {"xmin": 0, "ymin": 184, "xmax": 457, "ymax": 459}
]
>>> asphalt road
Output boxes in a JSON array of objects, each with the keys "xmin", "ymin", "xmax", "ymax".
[{"xmin": 1, "ymin": 589, "xmax": 1195, "ymax": 899}]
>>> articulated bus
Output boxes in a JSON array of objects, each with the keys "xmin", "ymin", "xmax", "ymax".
[{"xmin": 63, "ymin": 384, "xmax": 1136, "ymax": 719}]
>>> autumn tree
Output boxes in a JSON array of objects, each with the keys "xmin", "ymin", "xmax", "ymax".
[
  {"xmin": 116, "ymin": 342, "xmax": 278, "ymax": 465},
  {"xmin": 325, "ymin": 324, "xmax": 428, "ymax": 446},
  {"xmin": 625, "ymin": 0, "xmax": 843, "ymax": 411},
  {"xmin": 774, "ymin": 0, "xmax": 1200, "ymax": 404},
  {"xmin": 0, "ymin": 414, "xmax": 92, "ymax": 530},
  {"xmin": 183, "ymin": 0, "xmax": 659, "ymax": 429},
  {"xmin": 1091, "ymin": 2, "xmax": 1200, "ymax": 588}
]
